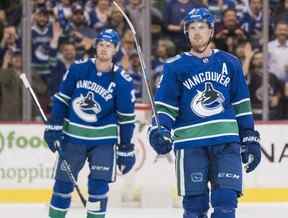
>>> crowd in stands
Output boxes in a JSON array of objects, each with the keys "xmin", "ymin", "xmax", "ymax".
[{"xmin": 0, "ymin": 0, "xmax": 288, "ymax": 120}]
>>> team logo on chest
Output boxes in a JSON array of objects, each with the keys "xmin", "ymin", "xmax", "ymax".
[
  {"xmin": 72, "ymin": 91, "xmax": 102, "ymax": 122},
  {"xmin": 191, "ymin": 82, "xmax": 225, "ymax": 117}
]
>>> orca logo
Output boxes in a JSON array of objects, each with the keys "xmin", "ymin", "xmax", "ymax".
[
  {"xmin": 191, "ymin": 82, "xmax": 225, "ymax": 117},
  {"xmin": 72, "ymin": 92, "xmax": 102, "ymax": 122}
]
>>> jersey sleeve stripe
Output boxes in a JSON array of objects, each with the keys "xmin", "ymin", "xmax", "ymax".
[
  {"xmin": 117, "ymin": 111, "xmax": 135, "ymax": 116},
  {"xmin": 235, "ymin": 112, "xmax": 253, "ymax": 117},
  {"xmin": 118, "ymin": 113, "xmax": 136, "ymax": 123},
  {"xmin": 58, "ymin": 92, "xmax": 71, "ymax": 101},
  {"xmin": 233, "ymin": 99, "xmax": 252, "ymax": 116},
  {"xmin": 118, "ymin": 119, "xmax": 136, "ymax": 125},
  {"xmin": 54, "ymin": 94, "xmax": 69, "ymax": 106},
  {"xmin": 155, "ymin": 101, "xmax": 179, "ymax": 111},
  {"xmin": 158, "ymin": 111, "xmax": 176, "ymax": 121},
  {"xmin": 155, "ymin": 102, "xmax": 179, "ymax": 120},
  {"xmin": 231, "ymin": 98, "xmax": 250, "ymax": 106}
]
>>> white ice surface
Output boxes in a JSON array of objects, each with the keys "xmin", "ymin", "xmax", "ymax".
[{"xmin": 1, "ymin": 203, "xmax": 288, "ymax": 218}]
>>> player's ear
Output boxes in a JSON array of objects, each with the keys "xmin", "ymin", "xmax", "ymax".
[
  {"xmin": 210, "ymin": 29, "xmax": 214, "ymax": 40},
  {"xmin": 112, "ymin": 46, "xmax": 117, "ymax": 56}
]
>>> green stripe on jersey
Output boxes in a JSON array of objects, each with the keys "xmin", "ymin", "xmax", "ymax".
[
  {"xmin": 233, "ymin": 99, "xmax": 252, "ymax": 116},
  {"xmin": 174, "ymin": 120, "xmax": 239, "ymax": 142},
  {"xmin": 63, "ymin": 121, "xmax": 117, "ymax": 139},
  {"xmin": 117, "ymin": 113, "xmax": 135, "ymax": 123},
  {"xmin": 155, "ymin": 102, "xmax": 178, "ymax": 120}
]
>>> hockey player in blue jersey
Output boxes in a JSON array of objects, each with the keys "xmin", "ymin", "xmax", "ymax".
[
  {"xmin": 44, "ymin": 28, "xmax": 136, "ymax": 218},
  {"xmin": 148, "ymin": 8, "xmax": 261, "ymax": 218}
]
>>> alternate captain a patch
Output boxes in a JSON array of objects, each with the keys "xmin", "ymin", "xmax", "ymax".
[
  {"xmin": 191, "ymin": 82, "xmax": 225, "ymax": 118},
  {"xmin": 72, "ymin": 91, "xmax": 102, "ymax": 122}
]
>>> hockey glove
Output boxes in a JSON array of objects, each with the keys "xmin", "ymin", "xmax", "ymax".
[
  {"xmin": 148, "ymin": 126, "xmax": 173, "ymax": 155},
  {"xmin": 117, "ymin": 144, "xmax": 136, "ymax": 175},
  {"xmin": 44, "ymin": 124, "xmax": 64, "ymax": 153},
  {"xmin": 240, "ymin": 130, "xmax": 261, "ymax": 173}
]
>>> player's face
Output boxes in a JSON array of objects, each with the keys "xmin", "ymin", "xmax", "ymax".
[
  {"xmin": 96, "ymin": 41, "xmax": 116, "ymax": 62},
  {"xmin": 187, "ymin": 22, "xmax": 213, "ymax": 52},
  {"xmin": 187, "ymin": 22, "xmax": 212, "ymax": 49}
]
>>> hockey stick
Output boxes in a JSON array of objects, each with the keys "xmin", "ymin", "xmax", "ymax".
[
  {"xmin": 113, "ymin": 1, "xmax": 161, "ymax": 129},
  {"xmin": 19, "ymin": 73, "xmax": 87, "ymax": 207}
]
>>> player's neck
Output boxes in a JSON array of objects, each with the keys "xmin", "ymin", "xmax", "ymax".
[
  {"xmin": 95, "ymin": 59, "xmax": 113, "ymax": 72},
  {"xmin": 189, "ymin": 47, "xmax": 212, "ymax": 59}
]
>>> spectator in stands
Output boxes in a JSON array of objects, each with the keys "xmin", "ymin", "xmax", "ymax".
[
  {"xmin": 31, "ymin": 7, "xmax": 54, "ymax": 77},
  {"xmin": 69, "ymin": 3, "xmax": 96, "ymax": 37},
  {"xmin": 234, "ymin": 39, "xmax": 254, "ymax": 78},
  {"xmin": 240, "ymin": 0, "xmax": 264, "ymax": 48},
  {"xmin": 268, "ymin": 20, "xmax": 288, "ymax": 119},
  {"xmin": 0, "ymin": 9, "xmax": 7, "ymax": 40},
  {"xmin": 151, "ymin": 38, "xmax": 176, "ymax": 95},
  {"xmin": 48, "ymin": 42, "xmax": 76, "ymax": 98},
  {"xmin": 215, "ymin": 8, "xmax": 247, "ymax": 53},
  {"xmin": 107, "ymin": 6, "xmax": 129, "ymax": 38},
  {"xmin": 268, "ymin": 20, "xmax": 288, "ymax": 83},
  {"xmin": 112, "ymin": 0, "xmax": 127, "ymax": 8},
  {"xmin": 0, "ymin": 0, "xmax": 21, "ymax": 26},
  {"xmin": 234, "ymin": 0, "xmax": 250, "ymax": 19},
  {"xmin": 53, "ymin": 0, "xmax": 73, "ymax": 31},
  {"xmin": 0, "ymin": 25, "xmax": 20, "ymax": 66},
  {"xmin": 152, "ymin": 38, "xmax": 176, "ymax": 76},
  {"xmin": 33, "ymin": 0, "xmax": 53, "ymax": 10},
  {"xmin": 163, "ymin": 0, "xmax": 203, "ymax": 52},
  {"xmin": 87, "ymin": 0, "xmax": 111, "ymax": 32},
  {"xmin": 32, "ymin": 8, "xmax": 62, "ymax": 113},
  {"xmin": 248, "ymin": 50, "xmax": 283, "ymax": 120},
  {"xmin": 0, "ymin": 50, "xmax": 22, "ymax": 120},
  {"xmin": 115, "ymin": 29, "xmax": 135, "ymax": 70},
  {"xmin": 125, "ymin": 0, "xmax": 144, "ymax": 36},
  {"xmin": 61, "ymin": 2, "xmax": 96, "ymax": 58},
  {"xmin": 127, "ymin": 50, "xmax": 143, "ymax": 101},
  {"xmin": 274, "ymin": 0, "xmax": 288, "ymax": 23},
  {"xmin": 202, "ymin": 0, "xmax": 237, "ymax": 22},
  {"xmin": 126, "ymin": 0, "xmax": 165, "ymax": 43}
]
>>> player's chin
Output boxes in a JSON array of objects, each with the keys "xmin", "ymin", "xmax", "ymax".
[{"xmin": 98, "ymin": 54, "xmax": 112, "ymax": 62}]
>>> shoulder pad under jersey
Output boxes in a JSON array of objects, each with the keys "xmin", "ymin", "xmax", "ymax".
[{"xmin": 166, "ymin": 54, "xmax": 181, "ymax": 64}]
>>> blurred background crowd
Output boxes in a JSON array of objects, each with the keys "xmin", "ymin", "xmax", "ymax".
[{"xmin": 0, "ymin": 0, "xmax": 288, "ymax": 121}]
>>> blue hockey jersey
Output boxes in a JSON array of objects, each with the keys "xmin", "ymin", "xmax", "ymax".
[
  {"xmin": 153, "ymin": 50, "xmax": 254, "ymax": 149},
  {"xmin": 51, "ymin": 58, "xmax": 135, "ymax": 146},
  {"xmin": 31, "ymin": 25, "xmax": 56, "ymax": 75}
]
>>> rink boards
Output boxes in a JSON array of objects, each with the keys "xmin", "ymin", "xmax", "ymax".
[{"xmin": 0, "ymin": 104, "xmax": 287, "ymax": 206}]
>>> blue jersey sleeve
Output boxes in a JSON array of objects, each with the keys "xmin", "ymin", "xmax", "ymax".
[
  {"xmin": 154, "ymin": 63, "xmax": 180, "ymax": 130},
  {"xmin": 116, "ymin": 70, "xmax": 136, "ymax": 145},
  {"xmin": 50, "ymin": 63, "xmax": 78, "ymax": 124},
  {"xmin": 230, "ymin": 58, "xmax": 255, "ymax": 134}
]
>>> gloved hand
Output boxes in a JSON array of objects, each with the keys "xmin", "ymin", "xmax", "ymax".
[
  {"xmin": 240, "ymin": 130, "xmax": 261, "ymax": 173},
  {"xmin": 148, "ymin": 126, "xmax": 173, "ymax": 155},
  {"xmin": 44, "ymin": 124, "xmax": 64, "ymax": 153},
  {"xmin": 117, "ymin": 144, "xmax": 136, "ymax": 175}
]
